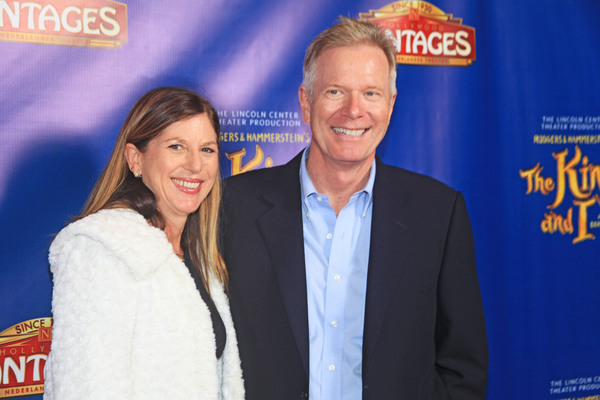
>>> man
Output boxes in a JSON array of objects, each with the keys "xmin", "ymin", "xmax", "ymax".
[{"xmin": 221, "ymin": 17, "xmax": 488, "ymax": 400}]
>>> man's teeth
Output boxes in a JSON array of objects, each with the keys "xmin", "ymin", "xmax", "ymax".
[
  {"xmin": 333, "ymin": 127, "xmax": 366, "ymax": 137},
  {"xmin": 172, "ymin": 179, "xmax": 200, "ymax": 189}
]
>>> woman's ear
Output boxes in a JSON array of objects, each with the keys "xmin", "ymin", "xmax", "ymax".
[{"xmin": 124, "ymin": 143, "xmax": 142, "ymax": 177}]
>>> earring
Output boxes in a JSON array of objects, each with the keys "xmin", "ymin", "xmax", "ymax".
[{"xmin": 134, "ymin": 171, "xmax": 141, "ymax": 178}]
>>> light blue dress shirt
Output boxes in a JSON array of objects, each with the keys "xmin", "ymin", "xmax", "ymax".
[{"xmin": 300, "ymin": 148, "xmax": 375, "ymax": 400}]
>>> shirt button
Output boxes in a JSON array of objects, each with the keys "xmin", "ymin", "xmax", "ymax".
[
  {"xmin": 334, "ymin": 275, "xmax": 341, "ymax": 281},
  {"xmin": 329, "ymin": 364, "xmax": 335, "ymax": 371},
  {"xmin": 317, "ymin": 196, "xmax": 322, "ymax": 201},
  {"xmin": 331, "ymin": 320, "xmax": 338, "ymax": 327},
  {"xmin": 326, "ymin": 233, "xmax": 332, "ymax": 239}
]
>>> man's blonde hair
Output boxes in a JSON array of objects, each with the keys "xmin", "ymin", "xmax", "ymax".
[{"xmin": 302, "ymin": 16, "xmax": 397, "ymax": 99}]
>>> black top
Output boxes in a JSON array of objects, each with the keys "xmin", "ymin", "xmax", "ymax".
[{"xmin": 183, "ymin": 253, "xmax": 226, "ymax": 359}]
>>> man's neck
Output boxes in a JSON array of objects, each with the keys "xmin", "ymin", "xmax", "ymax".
[{"xmin": 306, "ymin": 152, "xmax": 374, "ymax": 216}]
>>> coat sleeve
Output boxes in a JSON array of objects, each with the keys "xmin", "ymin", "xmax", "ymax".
[
  {"xmin": 434, "ymin": 192, "xmax": 488, "ymax": 399},
  {"xmin": 44, "ymin": 235, "xmax": 138, "ymax": 400}
]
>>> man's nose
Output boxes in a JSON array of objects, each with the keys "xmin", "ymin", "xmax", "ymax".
[{"xmin": 341, "ymin": 92, "xmax": 364, "ymax": 119}]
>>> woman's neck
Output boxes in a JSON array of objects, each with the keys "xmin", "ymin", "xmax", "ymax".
[{"xmin": 163, "ymin": 221, "xmax": 185, "ymax": 257}]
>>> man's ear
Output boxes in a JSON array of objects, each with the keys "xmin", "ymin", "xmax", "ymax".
[
  {"xmin": 387, "ymin": 91, "xmax": 397, "ymax": 123},
  {"xmin": 298, "ymin": 85, "xmax": 311, "ymax": 125},
  {"xmin": 124, "ymin": 143, "xmax": 142, "ymax": 177}
]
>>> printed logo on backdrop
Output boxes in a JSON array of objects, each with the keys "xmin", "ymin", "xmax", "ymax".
[
  {"xmin": 520, "ymin": 115, "xmax": 600, "ymax": 244},
  {"xmin": 359, "ymin": 0, "xmax": 475, "ymax": 66},
  {"xmin": 0, "ymin": 318, "xmax": 52, "ymax": 399},
  {"xmin": 0, "ymin": 0, "xmax": 127, "ymax": 48},
  {"xmin": 219, "ymin": 110, "xmax": 310, "ymax": 175}
]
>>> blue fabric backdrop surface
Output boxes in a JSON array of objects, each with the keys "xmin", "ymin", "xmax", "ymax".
[{"xmin": 1, "ymin": 1, "xmax": 599, "ymax": 398}]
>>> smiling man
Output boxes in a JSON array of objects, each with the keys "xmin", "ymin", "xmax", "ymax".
[{"xmin": 221, "ymin": 17, "xmax": 488, "ymax": 400}]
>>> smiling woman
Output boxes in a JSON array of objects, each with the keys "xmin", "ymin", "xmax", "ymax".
[
  {"xmin": 43, "ymin": 87, "xmax": 244, "ymax": 400},
  {"xmin": 123, "ymin": 114, "xmax": 220, "ymax": 255}
]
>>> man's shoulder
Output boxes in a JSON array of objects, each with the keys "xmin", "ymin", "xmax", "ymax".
[
  {"xmin": 374, "ymin": 161, "xmax": 467, "ymax": 227},
  {"xmin": 223, "ymin": 152, "xmax": 302, "ymax": 194},
  {"xmin": 225, "ymin": 163, "xmax": 286, "ymax": 185},
  {"xmin": 376, "ymin": 159, "xmax": 457, "ymax": 199}
]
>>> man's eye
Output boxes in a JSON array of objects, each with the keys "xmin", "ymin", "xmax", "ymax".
[{"xmin": 328, "ymin": 89, "xmax": 339, "ymax": 95}]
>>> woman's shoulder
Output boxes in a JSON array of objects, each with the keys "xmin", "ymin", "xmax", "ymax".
[
  {"xmin": 51, "ymin": 208, "xmax": 151, "ymax": 244},
  {"xmin": 49, "ymin": 208, "xmax": 173, "ymax": 280}
]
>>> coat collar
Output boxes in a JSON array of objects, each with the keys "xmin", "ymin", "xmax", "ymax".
[
  {"xmin": 256, "ymin": 152, "xmax": 310, "ymax": 377},
  {"xmin": 363, "ymin": 158, "xmax": 416, "ymax": 373},
  {"xmin": 49, "ymin": 208, "xmax": 174, "ymax": 281}
]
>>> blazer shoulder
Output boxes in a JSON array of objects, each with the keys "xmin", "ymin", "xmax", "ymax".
[
  {"xmin": 376, "ymin": 159, "xmax": 458, "ymax": 202},
  {"xmin": 224, "ymin": 166, "xmax": 279, "ymax": 191},
  {"xmin": 223, "ymin": 151, "xmax": 303, "ymax": 195}
]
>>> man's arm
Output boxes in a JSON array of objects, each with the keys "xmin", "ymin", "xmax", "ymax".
[{"xmin": 434, "ymin": 192, "xmax": 488, "ymax": 399}]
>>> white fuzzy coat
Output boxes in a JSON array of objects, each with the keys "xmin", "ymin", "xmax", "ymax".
[{"xmin": 44, "ymin": 208, "xmax": 244, "ymax": 400}]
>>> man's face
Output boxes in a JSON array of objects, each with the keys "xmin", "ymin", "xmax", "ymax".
[{"xmin": 299, "ymin": 44, "xmax": 396, "ymax": 169}]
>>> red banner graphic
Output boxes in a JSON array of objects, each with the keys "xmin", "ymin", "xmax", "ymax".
[
  {"xmin": 0, "ymin": 0, "xmax": 127, "ymax": 48},
  {"xmin": 360, "ymin": 0, "xmax": 476, "ymax": 66},
  {"xmin": 0, "ymin": 318, "xmax": 52, "ymax": 399}
]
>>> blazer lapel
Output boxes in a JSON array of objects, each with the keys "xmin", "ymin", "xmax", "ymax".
[
  {"xmin": 363, "ymin": 159, "xmax": 416, "ymax": 373},
  {"xmin": 256, "ymin": 154, "xmax": 310, "ymax": 378}
]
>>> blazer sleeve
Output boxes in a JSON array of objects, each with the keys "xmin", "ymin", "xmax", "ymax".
[
  {"xmin": 45, "ymin": 235, "xmax": 138, "ymax": 400},
  {"xmin": 434, "ymin": 192, "xmax": 488, "ymax": 399}
]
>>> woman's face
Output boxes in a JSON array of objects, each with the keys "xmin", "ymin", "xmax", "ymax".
[{"xmin": 127, "ymin": 114, "xmax": 219, "ymax": 229}]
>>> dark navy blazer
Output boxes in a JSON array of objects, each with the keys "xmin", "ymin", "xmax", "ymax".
[{"xmin": 221, "ymin": 152, "xmax": 488, "ymax": 400}]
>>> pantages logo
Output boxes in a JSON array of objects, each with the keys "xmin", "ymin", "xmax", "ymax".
[
  {"xmin": 0, "ymin": 0, "xmax": 127, "ymax": 48},
  {"xmin": 359, "ymin": 0, "xmax": 475, "ymax": 66},
  {"xmin": 0, "ymin": 318, "xmax": 52, "ymax": 399},
  {"xmin": 520, "ymin": 146, "xmax": 600, "ymax": 244}
]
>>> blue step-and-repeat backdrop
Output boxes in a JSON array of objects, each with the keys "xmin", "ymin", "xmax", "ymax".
[{"xmin": 1, "ymin": 1, "xmax": 599, "ymax": 398}]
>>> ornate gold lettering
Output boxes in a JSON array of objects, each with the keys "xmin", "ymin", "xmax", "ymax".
[{"xmin": 226, "ymin": 144, "xmax": 264, "ymax": 176}]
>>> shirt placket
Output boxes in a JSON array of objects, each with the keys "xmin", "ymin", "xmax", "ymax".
[{"xmin": 321, "ymin": 201, "xmax": 354, "ymax": 400}]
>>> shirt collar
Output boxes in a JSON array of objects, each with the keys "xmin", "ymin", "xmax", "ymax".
[{"xmin": 299, "ymin": 147, "xmax": 377, "ymax": 202}]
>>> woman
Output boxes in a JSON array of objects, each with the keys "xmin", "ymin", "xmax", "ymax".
[{"xmin": 44, "ymin": 87, "xmax": 244, "ymax": 400}]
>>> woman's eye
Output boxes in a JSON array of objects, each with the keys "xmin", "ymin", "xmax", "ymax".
[
  {"xmin": 202, "ymin": 147, "xmax": 216, "ymax": 153},
  {"xmin": 169, "ymin": 144, "xmax": 182, "ymax": 150}
]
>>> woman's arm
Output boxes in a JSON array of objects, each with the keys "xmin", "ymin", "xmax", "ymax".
[{"xmin": 45, "ymin": 235, "xmax": 137, "ymax": 400}]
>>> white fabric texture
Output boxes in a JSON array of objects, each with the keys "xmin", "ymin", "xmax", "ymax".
[{"xmin": 44, "ymin": 208, "xmax": 244, "ymax": 400}]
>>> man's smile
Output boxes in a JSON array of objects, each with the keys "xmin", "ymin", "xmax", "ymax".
[{"xmin": 332, "ymin": 127, "xmax": 368, "ymax": 137}]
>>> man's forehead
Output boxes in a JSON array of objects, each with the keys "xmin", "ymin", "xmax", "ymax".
[
  {"xmin": 314, "ymin": 45, "xmax": 391, "ymax": 84},
  {"xmin": 316, "ymin": 43, "xmax": 385, "ymax": 60}
]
